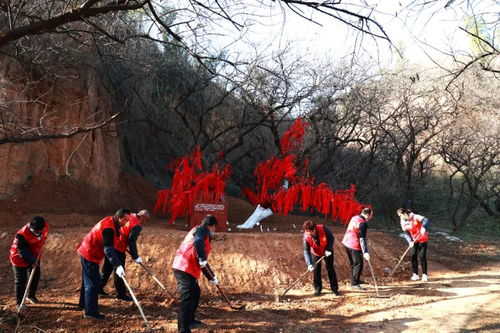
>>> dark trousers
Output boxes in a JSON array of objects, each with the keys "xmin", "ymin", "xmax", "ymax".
[
  {"xmin": 12, "ymin": 264, "xmax": 41, "ymax": 305},
  {"xmin": 312, "ymin": 253, "xmax": 338, "ymax": 293},
  {"xmin": 173, "ymin": 269, "xmax": 200, "ymax": 333},
  {"xmin": 411, "ymin": 242, "xmax": 428, "ymax": 274},
  {"xmin": 79, "ymin": 256, "xmax": 100, "ymax": 315},
  {"xmin": 100, "ymin": 250, "xmax": 126, "ymax": 297},
  {"xmin": 344, "ymin": 246, "xmax": 363, "ymax": 286}
]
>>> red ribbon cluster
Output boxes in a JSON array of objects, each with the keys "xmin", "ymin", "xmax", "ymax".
[
  {"xmin": 153, "ymin": 146, "xmax": 231, "ymax": 223},
  {"xmin": 280, "ymin": 117, "xmax": 308, "ymax": 155},
  {"xmin": 243, "ymin": 118, "xmax": 366, "ymax": 225}
]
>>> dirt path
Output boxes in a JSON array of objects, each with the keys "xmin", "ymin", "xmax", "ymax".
[{"xmin": 337, "ymin": 261, "xmax": 500, "ymax": 333}]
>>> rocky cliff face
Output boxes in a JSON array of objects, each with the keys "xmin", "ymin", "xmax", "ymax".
[{"xmin": 0, "ymin": 60, "xmax": 154, "ymax": 214}]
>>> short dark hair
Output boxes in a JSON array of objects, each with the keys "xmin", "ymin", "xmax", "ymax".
[
  {"xmin": 115, "ymin": 208, "xmax": 131, "ymax": 219},
  {"xmin": 397, "ymin": 208, "xmax": 411, "ymax": 215},
  {"xmin": 30, "ymin": 216, "xmax": 46, "ymax": 231},
  {"xmin": 302, "ymin": 220, "xmax": 316, "ymax": 231},
  {"xmin": 361, "ymin": 207, "xmax": 372, "ymax": 216},
  {"xmin": 201, "ymin": 215, "xmax": 218, "ymax": 226}
]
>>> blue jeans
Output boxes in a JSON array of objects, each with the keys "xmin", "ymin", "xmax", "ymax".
[{"xmin": 79, "ymin": 256, "xmax": 100, "ymax": 315}]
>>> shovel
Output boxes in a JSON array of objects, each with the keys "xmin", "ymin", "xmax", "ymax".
[
  {"xmin": 279, "ymin": 255, "xmax": 325, "ymax": 300},
  {"xmin": 121, "ymin": 275, "xmax": 152, "ymax": 330},
  {"xmin": 386, "ymin": 232, "xmax": 422, "ymax": 277},
  {"xmin": 202, "ymin": 267, "xmax": 244, "ymax": 310}
]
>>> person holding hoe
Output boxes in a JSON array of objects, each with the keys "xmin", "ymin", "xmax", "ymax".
[
  {"xmin": 172, "ymin": 215, "xmax": 219, "ymax": 333},
  {"xmin": 397, "ymin": 208, "xmax": 431, "ymax": 281},
  {"xmin": 9, "ymin": 216, "xmax": 49, "ymax": 310},
  {"xmin": 342, "ymin": 207, "xmax": 373, "ymax": 290},
  {"xmin": 99, "ymin": 209, "xmax": 150, "ymax": 301},
  {"xmin": 303, "ymin": 220, "xmax": 339, "ymax": 296},
  {"xmin": 77, "ymin": 208, "xmax": 130, "ymax": 319}
]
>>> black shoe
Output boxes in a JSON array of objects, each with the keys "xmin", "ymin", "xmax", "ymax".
[
  {"xmin": 358, "ymin": 280, "xmax": 366, "ymax": 285},
  {"xmin": 333, "ymin": 290, "xmax": 341, "ymax": 296},
  {"xmin": 26, "ymin": 296, "xmax": 39, "ymax": 304},
  {"xmin": 313, "ymin": 290, "xmax": 321, "ymax": 296},
  {"xmin": 189, "ymin": 320, "xmax": 204, "ymax": 329},
  {"xmin": 83, "ymin": 313, "xmax": 105, "ymax": 320},
  {"xmin": 351, "ymin": 285, "xmax": 365, "ymax": 290},
  {"xmin": 116, "ymin": 295, "xmax": 133, "ymax": 302},
  {"xmin": 98, "ymin": 289, "xmax": 109, "ymax": 296}
]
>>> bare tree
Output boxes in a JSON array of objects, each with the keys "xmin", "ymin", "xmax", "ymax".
[
  {"xmin": 437, "ymin": 68, "xmax": 500, "ymax": 231},
  {"xmin": 300, "ymin": 60, "xmax": 373, "ymax": 187},
  {"xmin": 373, "ymin": 72, "xmax": 453, "ymax": 201},
  {"xmin": 0, "ymin": 0, "xmax": 400, "ymax": 148},
  {"xmin": 222, "ymin": 50, "xmax": 326, "ymax": 157},
  {"xmin": 400, "ymin": 0, "xmax": 499, "ymax": 87}
]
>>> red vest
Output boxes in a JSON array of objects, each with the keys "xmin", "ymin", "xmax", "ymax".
[
  {"xmin": 77, "ymin": 216, "xmax": 119, "ymax": 263},
  {"xmin": 342, "ymin": 215, "xmax": 365, "ymax": 251},
  {"xmin": 172, "ymin": 225, "xmax": 211, "ymax": 279},
  {"xmin": 10, "ymin": 224, "xmax": 49, "ymax": 267},
  {"xmin": 402, "ymin": 213, "xmax": 429, "ymax": 243},
  {"xmin": 304, "ymin": 225, "xmax": 327, "ymax": 256},
  {"xmin": 115, "ymin": 213, "xmax": 141, "ymax": 253}
]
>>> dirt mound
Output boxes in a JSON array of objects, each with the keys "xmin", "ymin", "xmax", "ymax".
[
  {"xmin": 0, "ymin": 213, "xmax": 498, "ymax": 332},
  {"xmin": 0, "ymin": 218, "xmax": 406, "ymax": 296},
  {"xmin": 1, "ymin": 195, "xmax": 498, "ymax": 332}
]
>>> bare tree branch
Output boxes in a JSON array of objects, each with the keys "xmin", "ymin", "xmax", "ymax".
[
  {"xmin": 0, "ymin": 111, "xmax": 121, "ymax": 145},
  {"xmin": 0, "ymin": 1, "xmax": 149, "ymax": 47}
]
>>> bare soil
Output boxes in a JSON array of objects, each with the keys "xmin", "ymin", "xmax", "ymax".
[{"xmin": 0, "ymin": 194, "xmax": 499, "ymax": 333}]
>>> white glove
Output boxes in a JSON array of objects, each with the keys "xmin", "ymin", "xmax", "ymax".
[
  {"xmin": 420, "ymin": 227, "xmax": 426, "ymax": 234},
  {"xmin": 324, "ymin": 251, "xmax": 332, "ymax": 257},
  {"xmin": 209, "ymin": 276, "xmax": 218, "ymax": 285},
  {"xmin": 116, "ymin": 265, "xmax": 125, "ymax": 278},
  {"xmin": 199, "ymin": 260, "xmax": 207, "ymax": 268},
  {"xmin": 307, "ymin": 264, "xmax": 314, "ymax": 272},
  {"xmin": 134, "ymin": 257, "xmax": 142, "ymax": 264},
  {"xmin": 363, "ymin": 253, "xmax": 370, "ymax": 261},
  {"xmin": 409, "ymin": 241, "xmax": 415, "ymax": 248}
]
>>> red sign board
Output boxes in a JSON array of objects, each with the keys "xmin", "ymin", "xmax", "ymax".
[{"xmin": 189, "ymin": 200, "xmax": 228, "ymax": 232}]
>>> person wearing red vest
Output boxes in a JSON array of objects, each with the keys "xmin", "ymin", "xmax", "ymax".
[
  {"xmin": 303, "ymin": 220, "xmax": 339, "ymax": 296},
  {"xmin": 99, "ymin": 209, "xmax": 150, "ymax": 300},
  {"xmin": 10, "ymin": 216, "xmax": 49, "ymax": 310},
  {"xmin": 342, "ymin": 207, "xmax": 373, "ymax": 290},
  {"xmin": 397, "ymin": 208, "xmax": 431, "ymax": 281},
  {"xmin": 172, "ymin": 215, "xmax": 218, "ymax": 333},
  {"xmin": 77, "ymin": 208, "xmax": 130, "ymax": 320}
]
